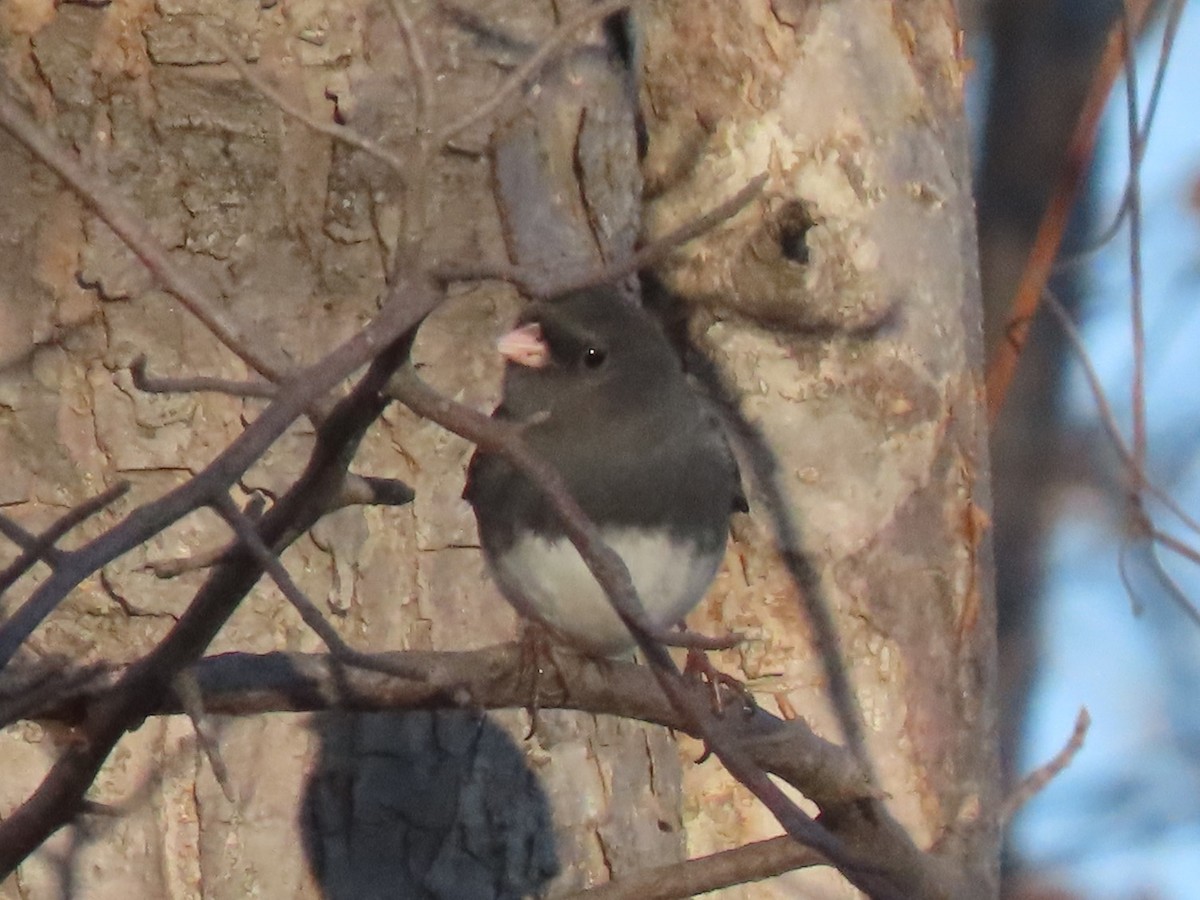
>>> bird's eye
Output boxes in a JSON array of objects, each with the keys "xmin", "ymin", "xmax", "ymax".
[{"xmin": 583, "ymin": 346, "xmax": 607, "ymax": 369}]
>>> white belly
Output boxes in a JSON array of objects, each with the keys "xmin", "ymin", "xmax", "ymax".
[{"xmin": 489, "ymin": 528, "xmax": 723, "ymax": 657}]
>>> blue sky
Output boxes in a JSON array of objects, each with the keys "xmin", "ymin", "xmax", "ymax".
[{"xmin": 1010, "ymin": 4, "xmax": 1200, "ymax": 897}]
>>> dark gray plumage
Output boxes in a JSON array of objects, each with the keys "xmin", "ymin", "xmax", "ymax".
[{"xmin": 465, "ymin": 289, "xmax": 742, "ymax": 656}]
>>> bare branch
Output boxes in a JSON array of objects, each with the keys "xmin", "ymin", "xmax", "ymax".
[
  {"xmin": 565, "ymin": 836, "xmax": 823, "ymax": 900},
  {"xmin": 984, "ymin": 0, "xmax": 1156, "ymax": 421},
  {"xmin": 7, "ymin": 644, "xmax": 956, "ymax": 897},
  {"xmin": 1002, "ymin": 707, "xmax": 1090, "ymax": 823},
  {"xmin": 1117, "ymin": 3, "xmax": 1148, "ymax": 479},
  {"xmin": 142, "ymin": 544, "xmax": 228, "ymax": 580},
  {"xmin": 12, "ymin": 645, "xmax": 875, "ymax": 807},
  {"xmin": 131, "ymin": 355, "xmax": 277, "ymax": 400},
  {"xmin": 211, "ymin": 493, "xmax": 425, "ymax": 681},
  {"xmin": 0, "ymin": 482, "xmax": 131, "ymax": 596},
  {"xmin": 387, "ymin": 0, "xmax": 436, "ymax": 132},
  {"xmin": 196, "ymin": 26, "xmax": 409, "ymax": 175},
  {"xmin": 432, "ymin": 174, "xmax": 767, "ymax": 295},
  {"xmin": 334, "ymin": 474, "xmax": 416, "ymax": 509},
  {"xmin": 543, "ymin": 174, "xmax": 768, "ymax": 298},
  {"xmin": 173, "ymin": 670, "xmax": 236, "ymax": 803}
]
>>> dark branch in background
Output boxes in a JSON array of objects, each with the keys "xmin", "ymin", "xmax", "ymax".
[
  {"xmin": 984, "ymin": 0, "xmax": 1155, "ymax": 421},
  {"xmin": 0, "ymin": 481, "xmax": 129, "ymax": 596}
]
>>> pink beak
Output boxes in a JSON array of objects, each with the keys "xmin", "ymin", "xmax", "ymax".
[{"xmin": 497, "ymin": 322, "xmax": 550, "ymax": 368}]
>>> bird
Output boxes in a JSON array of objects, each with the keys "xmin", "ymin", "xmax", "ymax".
[{"xmin": 464, "ymin": 288, "xmax": 744, "ymax": 657}]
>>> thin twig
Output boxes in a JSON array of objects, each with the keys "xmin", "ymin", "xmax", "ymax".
[
  {"xmin": 335, "ymin": 474, "xmax": 415, "ymax": 509},
  {"xmin": 1140, "ymin": 527, "xmax": 1200, "ymax": 625},
  {"xmin": 385, "ymin": 0, "xmax": 438, "ymax": 262},
  {"xmin": 0, "ymin": 482, "xmax": 131, "ymax": 596},
  {"xmin": 131, "ymin": 355, "xmax": 277, "ymax": 400},
  {"xmin": 1054, "ymin": 0, "xmax": 1185, "ymax": 273},
  {"xmin": 211, "ymin": 495, "xmax": 426, "ymax": 682},
  {"xmin": 143, "ymin": 543, "xmax": 229, "ymax": 579},
  {"xmin": 541, "ymin": 174, "xmax": 769, "ymax": 298},
  {"xmin": 1118, "ymin": 5, "xmax": 1148, "ymax": 481},
  {"xmin": 388, "ymin": 0, "xmax": 436, "ymax": 131},
  {"xmin": 1043, "ymin": 292, "xmax": 1200, "ymax": 541},
  {"xmin": 435, "ymin": 0, "xmax": 633, "ymax": 145},
  {"xmin": 566, "ymin": 836, "xmax": 823, "ymax": 900},
  {"xmin": 1002, "ymin": 707, "xmax": 1090, "ymax": 823},
  {"xmin": 143, "ymin": 474, "xmax": 413, "ymax": 579},
  {"xmin": 173, "ymin": 670, "xmax": 236, "ymax": 803},
  {"xmin": 197, "ymin": 26, "xmax": 409, "ymax": 175},
  {"xmin": 432, "ymin": 174, "xmax": 767, "ymax": 296},
  {"xmin": 984, "ymin": 0, "xmax": 1156, "ymax": 421}
]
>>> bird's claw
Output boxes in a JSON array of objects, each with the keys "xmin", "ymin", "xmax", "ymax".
[{"xmin": 684, "ymin": 647, "xmax": 757, "ymax": 718}]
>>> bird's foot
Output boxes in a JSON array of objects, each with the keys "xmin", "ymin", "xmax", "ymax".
[
  {"xmin": 683, "ymin": 647, "xmax": 757, "ymax": 719},
  {"xmin": 516, "ymin": 623, "xmax": 572, "ymax": 739}
]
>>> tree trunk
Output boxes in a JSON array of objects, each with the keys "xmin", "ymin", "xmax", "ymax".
[{"xmin": 639, "ymin": 0, "xmax": 999, "ymax": 895}]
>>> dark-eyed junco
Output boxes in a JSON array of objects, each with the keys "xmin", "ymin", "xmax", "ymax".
[{"xmin": 465, "ymin": 288, "xmax": 744, "ymax": 657}]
